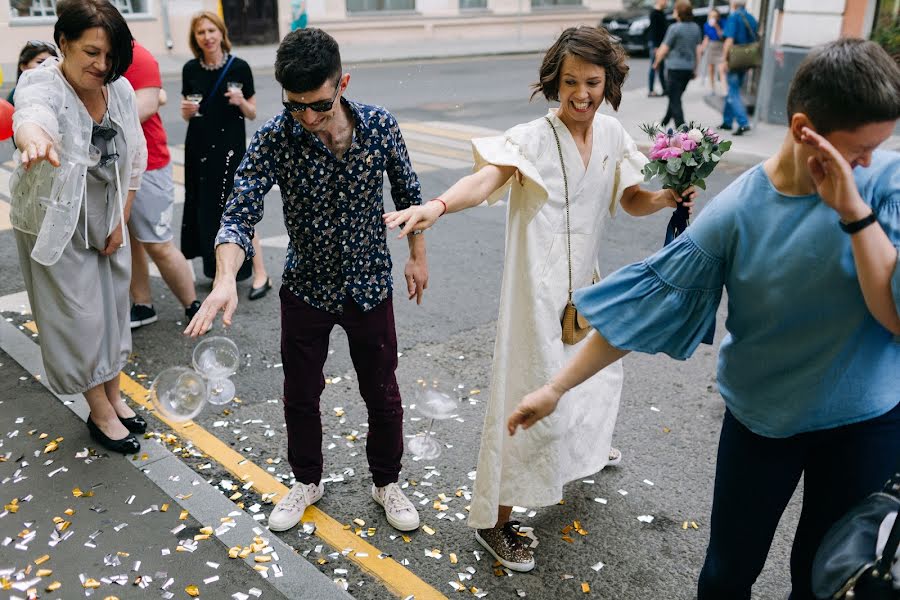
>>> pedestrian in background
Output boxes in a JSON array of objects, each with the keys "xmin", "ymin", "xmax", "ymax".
[
  {"xmin": 699, "ymin": 8, "xmax": 726, "ymax": 95},
  {"xmin": 11, "ymin": 0, "xmax": 147, "ymax": 454},
  {"xmin": 509, "ymin": 38, "xmax": 900, "ymax": 600},
  {"xmin": 180, "ymin": 11, "xmax": 271, "ymax": 298},
  {"xmin": 290, "ymin": 0, "xmax": 308, "ymax": 31},
  {"xmin": 654, "ymin": 0, "xmax": 703, "ymax": 127},
  {"xmin": 720, "ymin": 0, "xmax": 758, "ymax": 135},
  {"xmin": 125, "ymin": 41, "xmax": 200, "ymax": 330},
  {"xmin": 6, "ymin": 40, "xmax": 58, "ymax": 105},
  {"xmin": 384, "ymin": 26, "xmax": 696, "ymax": 573},
  {"xmin": 186, "ymin": 28, "xmax": 427, "ymax": 536},
  {"xmin": 647, "ymin": 0, "xmax": 669, "ymax": 97}
]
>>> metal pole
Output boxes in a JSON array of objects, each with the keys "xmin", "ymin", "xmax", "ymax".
[
  {"xmin": 160, "ymin": 0, "xmax": 174, "ymax": 50},
  {"xmin": 753, "ymin": 0, "xmax": 779, "ymax": 127}
]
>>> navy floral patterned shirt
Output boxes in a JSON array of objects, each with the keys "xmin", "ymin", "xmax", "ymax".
[{"xmin": 216, "ymin": 98, "xmax": 422, "ymax": 314}]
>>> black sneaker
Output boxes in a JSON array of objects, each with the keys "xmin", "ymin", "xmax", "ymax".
[
  {"xmin": 733, "ymin": 125, "xmax": 751, "ymax": 136},
  {"xmin": 130, "ymin": 304, "xmax": 157, "ymax": 330},
  {"xmin": 185, "ymin": 300, "xmax": 202, "ymax": 321},
  {"xmin": 718, "ymin": 123, "xmax": 733, "ymax": 131}
]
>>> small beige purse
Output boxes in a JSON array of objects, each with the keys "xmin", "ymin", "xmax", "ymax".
[{"xmin": 545, "ymin": 117, "xmax": 592, "ymax": 345}]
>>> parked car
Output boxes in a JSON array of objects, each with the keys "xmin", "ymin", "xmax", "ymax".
[{"xmin": 601, "ymin": 0, "xmax": 730, "ymax": 55}]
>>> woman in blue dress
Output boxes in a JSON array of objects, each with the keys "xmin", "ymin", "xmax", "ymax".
[{"xmin": 507, "ymin": 39, "xmax": 900, "ymax": 600}]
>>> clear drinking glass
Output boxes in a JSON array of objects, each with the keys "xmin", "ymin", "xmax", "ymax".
[
  {"xmin": 407, "ymin": 387, "xmax": 458, "ymax": 460},
  {"xmin": 192, "ymin": 336, "xmax": 240, "ymax": 405},
  {"xmin": 227, "ymin": 81, "xmax": 243, "ymax": 92},
  {"xmin": 186, "ymin": 93, "xmax": 203, "ymax": 117}
]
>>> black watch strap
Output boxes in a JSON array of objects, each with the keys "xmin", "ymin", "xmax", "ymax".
[{"xmin": 839, "ymin": 212, "xmax": 877, "ymax": 234}]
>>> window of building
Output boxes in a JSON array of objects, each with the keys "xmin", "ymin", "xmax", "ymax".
[
  {"xmin": 346, "ymin": 0, "xmax": 416, "ymax": 13},
  {"xmin": 10, "ymin": 0, "xmax": 149, "ymax": 19},
  {"xmin": 460, "ymin": 0, "xmax": 488, "ymax": 8},
  {"xmin": 531, "ymin": 0, "xmax": 582, "ymax": 7}
]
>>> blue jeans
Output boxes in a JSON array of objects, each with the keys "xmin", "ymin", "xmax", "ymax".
[
  {"xmin": 722, "ymin": 70, "xmax": 749, "ymax": 127},
  {"xmin": 697, "ymin": 402, "xmax": 900, "ymax": 600},
  {"xmin": 648, "ymin": 43, "xmax": 666, "ymax": 93}
]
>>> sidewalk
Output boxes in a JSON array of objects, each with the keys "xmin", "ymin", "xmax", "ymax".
[{"xmin": 0, "ymin": 318, "xmax": 351, "ymax": 600}]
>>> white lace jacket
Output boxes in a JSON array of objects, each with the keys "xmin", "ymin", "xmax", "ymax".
[{"xmin": 10, "ymin": 58, "xmax": 146, "ymax": 265}]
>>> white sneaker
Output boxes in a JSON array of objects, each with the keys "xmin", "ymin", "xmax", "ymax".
[
  {"xmin": 372, "ymin": 482, "xmax": 420, "ymax": 532},
  {"xmin": 268, "ymin": 481, "xmax": 324, "ymax": 532}
]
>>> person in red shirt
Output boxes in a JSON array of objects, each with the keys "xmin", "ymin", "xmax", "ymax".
[{"xmin": 125, "ymin": 41, "xmax": 200, "ymax": 328}]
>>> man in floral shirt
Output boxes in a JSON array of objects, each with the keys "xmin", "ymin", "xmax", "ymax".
[{"xmin": 186, "ymin": 28, "xmax": 427, "ymax": 533}]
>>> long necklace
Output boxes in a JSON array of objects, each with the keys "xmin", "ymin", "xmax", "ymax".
[{"xmin": 200, "ymin": 52, "xmax": 228, "ymax": 71}]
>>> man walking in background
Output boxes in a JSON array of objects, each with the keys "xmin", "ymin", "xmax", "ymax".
[
  {"xmin": 648, "ymin": 0, "xmax": 669, "ymax": 97},
  {"xmin": 721, "ymin": 0, "xmax": 758, "ymax": 135}
]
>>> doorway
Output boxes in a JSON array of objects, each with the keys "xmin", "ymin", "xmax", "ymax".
[{"xmin": 221, "ymin": 0, "xmax": 280, "ymax": 46}]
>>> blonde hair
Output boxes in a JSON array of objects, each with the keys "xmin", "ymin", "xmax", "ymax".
[{"xmin": 188, "ymin": 11, "xmax": 232, "ymax": 59}]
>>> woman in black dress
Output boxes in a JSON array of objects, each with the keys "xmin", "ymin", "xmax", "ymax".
[{"xmin": 180, "ymin": 11, "xmax": 272, "ymax": 299}]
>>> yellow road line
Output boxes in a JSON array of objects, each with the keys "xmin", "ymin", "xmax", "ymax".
[{"xmin": 20, "ymin": 320, "xmax": 446, "ymax": 600}]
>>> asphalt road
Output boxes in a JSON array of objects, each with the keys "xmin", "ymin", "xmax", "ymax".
[{"xmin": 0, "ymin": 55, "xmax": 799, "ymax": 599}]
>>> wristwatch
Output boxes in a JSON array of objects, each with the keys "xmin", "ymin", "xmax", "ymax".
[{"xmin": 839, "ymin": 212, "xmax": 877, "ymax": 234}]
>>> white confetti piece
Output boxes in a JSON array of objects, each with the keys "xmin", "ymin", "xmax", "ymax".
[
  {"xmin": 637, "ymin": 515, "xmax": 655, "ymax": 523},
  {"xmin": 592, "ymin": 561, "xmax": 605, "ymax": 571}
]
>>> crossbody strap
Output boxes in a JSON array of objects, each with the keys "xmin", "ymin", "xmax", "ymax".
[
  {"xmin": 544, "ymin": 116, "xmax": 574, "ymax": 301},
  {"xmin": 201, "ymin": 55, "xmax": 236, "ymax": 111},
  {"xmin": 738, "ymin": 12, "xmax": 757, "ymax": 42}
]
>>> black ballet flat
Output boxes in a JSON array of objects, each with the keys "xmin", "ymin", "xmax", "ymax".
[
  {"xmin": 248, "ymin": 278, "xmax": 272, "ymax": 301},
  {"xmin": 119, "ymin": 414, "xmax": 147, "ymax": 434},
  {"xmin": 86, "ymin": 417, "xmax": 141, "ymax": 455}
]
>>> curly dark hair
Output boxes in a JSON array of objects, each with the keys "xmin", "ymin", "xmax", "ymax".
[
  {"xmin": 787, "ymin": 38, "xmax": 900, "ymax": 134},
  {"xmin": 531, "ymin": 26, "xmax": 629, "ymax": 111},
  {"xmin": 275, "ymin": 28, "xmax": 342, "ymax": 93},
  {"xmin": 54, "ymin": 0, "xmax": 133, "ymax": 84}
]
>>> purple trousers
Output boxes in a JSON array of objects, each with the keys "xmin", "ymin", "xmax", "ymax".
[{"xmin": 280, "ymin": 286, "xmax": 403, "ymax": 487}]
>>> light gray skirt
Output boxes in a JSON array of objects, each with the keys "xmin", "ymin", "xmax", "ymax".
[{"xmin": 15, "ymin": 189, "xmax": 131, "ymax": 395}]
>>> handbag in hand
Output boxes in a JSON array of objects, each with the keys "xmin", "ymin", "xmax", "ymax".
[
  {"xmin": 545, "ymin": 117, "xmax": 591, "ymax": 345},
  {"xmin": 812, "ymin": 470, "xmax": 900, "ymax": 599},
  {"xmin": 727, "ymin": 12, "xmax": 761, "ymax": 71}
]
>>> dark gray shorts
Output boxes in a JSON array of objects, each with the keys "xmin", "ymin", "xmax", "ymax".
[{"xmin": 129, "ymin": 163, "xmax": 174, "ymax": 243}]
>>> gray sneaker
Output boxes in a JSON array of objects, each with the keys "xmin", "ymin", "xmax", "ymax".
[
  {"xmin": 475, "ymin": 521, "xmax": 535, "ymax": 572},
  {"xmin": 372, "ymin": 482, "xmax": 420, "ymax": 531},
  {"xmin": 268, "ymin": 481, "xmax": 323, "ymax": 532}
]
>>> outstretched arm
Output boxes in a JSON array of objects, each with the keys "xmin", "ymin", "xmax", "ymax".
[
  {"xmin": 507, "ymin": 332, "xmax": 630, "ymax": 435},
  {"xmin": 384, "ymin": 163, "xmax": 516, "ymax": 237},
  {"xmin": 620, "ymin": 184, "xmax": 697, "ymax": 216}
]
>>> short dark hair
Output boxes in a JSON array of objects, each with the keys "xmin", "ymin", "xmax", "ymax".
[
  {"xmin": 54, "ymin": 0, "xmax": 133, "ymax": 84},
  {"xmin": 275, "ymin": 28, "xmax": 342, "ymax": 93},
  {"xmin": 787, "ymin": 38, "xmax": 900, "ymax": 135},
  {"xmin": 16, "ymin": 40, "xmax": 58, "ymax": 81},
  {"xmin": 531, "ymin": 26, "xmax": 629, "ymax": 111},
  {"xmin": 674, "ymin": 0, "xmax": 693, "ymax": 21}
]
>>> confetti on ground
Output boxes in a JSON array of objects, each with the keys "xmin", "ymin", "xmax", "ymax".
[{"xmin": 637, "ymin": 515, "xmax": 655, "ymax": 523}]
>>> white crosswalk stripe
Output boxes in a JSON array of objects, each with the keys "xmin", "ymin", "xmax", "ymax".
[{"xmin": 0, "ymin": 120, "xmax": 499, "ymax": 234}]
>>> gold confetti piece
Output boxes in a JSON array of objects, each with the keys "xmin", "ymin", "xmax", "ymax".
[
  {"xmin": 367, "ymin": 528, "xmax": 376, "ymax": 536},
  {"xmin": 577, "ymin": 528, "xmax": 589, "ymax": 536},
  {"xmin": 354, "ymin": 528, "xmax": 362, "ymax": 536},
  {"xmin": 38, "ymin": 432, "xmax": 47, "ymax": 439},
  {"xmin": 317, "ymin": 558, "xmax": 327, "ymax": 565},
  {"xmin": 36, "ymin": 569, "xmax": 52, "ymax": 577},
  {"xmin": 353, "ymin": 518, "xmax": 366, "ymax": 526},
  {"xmin": 402, "ymin": 535, "xmax": 411, "ymax": 543},
  {"xmin": 43, "ymin": 440, "xmax": 58, "ymax": 453},
  {"xmin": 52, "ymin": 517, "xmax": 64, "ymax": 524},
  {"xmin": 562, "ymin": 536, "xmax": 574, "ymax": 544},
  {"xmin": 34, "ymin": 555, "xmax": 50, "ymax": 565},
  {"xmin": 493, "ymin": 568, "xmax": 505, "ymax": 577},
  {"xmin": 57, "ymin": 521, "xmax": 71, "ymax": 532},
  {"xmin": 46, "ymin": 581, "xmax": 61, "ymax": 591},
  {"xmin": 573, "ymin": 520, "xmax": 581, "ymax": 529},
  {"xmin": 160, "ymin": 503, "xmax": 169, "ymax": 512},
  {"xmin": 422, "ymin": 525, "xmax": 435, "ymax": 535},
  {"xmin": 450, "ymin": 553, "xmax": 458, "ymax": 564},
  {"xmin": 691, "ymin": 522, "xmax": 699, "ymax": 529},
  {"xmin": 342, "ymin": 524, "xmax": 351, "ymax": 530},
  {"xmin": 179, "ymin": 510, "xmax": 189, "ymax": 520},
  {"xmin": 254, "ymin": 555, "xmax": 272, "ymax": 563},
  {"xmin": 219, "ymin": 517, "xmax": 234, "ymax": 523},
  {"xmin": 229, "ymin": 492, "xmax": 242, "ymax": 501},
  {"xmin": 103, "ymin": 596, "xmax": 121, "ymax": 600},
  {"xmin": 141, "ymin": 454, "xmax": 149, "ymax": 461},
  {"xmin": 561, "ymin": 525, "xmax": 573, "ymax": 534},
  {"xmin": 194, "ymin": 534, "xmax": 210, "ymax": 541},
  {"xmin": 5, "ymin": 504, "xmax": 18, "ymax": 513},
  {"xmin": 117, "ymin": 552, "xmax": 129, "ymax": 557},
  {"xmin": 64, "ymin": 508, "xmax": 74, "ymax": 516},
  {"xmin": 470, "ymin": 389, "xmax": 481, "ymax": 394},
  {"xmin": 199, "ymin": 527, "xmax": 213, "ymax": 535},
  {"xmin": 185, "ymin": 584, "xmax": 200, "ymax": 597},
  {"xmin": 582, "ymin": 582, "xmax": 591, "ymax": 593},
  {"xmin": 19, "ymin": 529, "xmax": 31, "ymax": 538},
  {"xmin": 228, "ymin": 547, "xmax": 240, "ymax": 559},
  {"xmin": 83, "ymin": 578, "xmax": 101, "ymax": 589},
  {"xmin": 253, "ymin": 565, "xmax": 268, "ymax": 573},
  {"xmin": 239, "ymin": 547, "xmax": 251, "ymax": 559}
]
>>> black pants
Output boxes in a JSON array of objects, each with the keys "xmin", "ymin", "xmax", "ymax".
[
  {"xmin": 661, "ymin": 69, "xmax": 693, "ymax": 127},
  {"xmin": 697, "ymin": 403, "xmax": 900, "ymax": 600}
]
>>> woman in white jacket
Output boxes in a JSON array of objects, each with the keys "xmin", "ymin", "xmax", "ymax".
[{"xmin": 11, "ymin": 0, "xmax": 147, "ymax": 454}]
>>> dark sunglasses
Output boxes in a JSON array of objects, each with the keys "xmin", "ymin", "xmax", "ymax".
[
  {"xmin": 92, "ymin": 123, "xmax": 118, "ymax": 142},
  {"xmin": 282, "ymin": 82, "xmax": 340, "ymax": 114}
]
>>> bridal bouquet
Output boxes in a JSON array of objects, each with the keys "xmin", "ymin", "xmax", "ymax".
[
  {"xmin": 640, "ymin": 122, "xmax": 731, "ymax": 346},
  {"xmin": 640, "ymin": 122, "xmax": 731, "ymax": 243}
]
